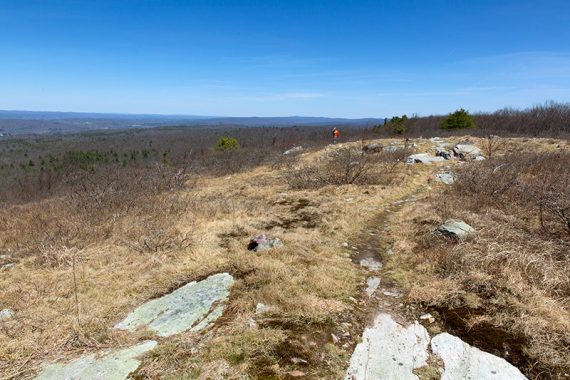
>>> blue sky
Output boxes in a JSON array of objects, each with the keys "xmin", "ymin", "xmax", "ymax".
[{"xmin": 1, "ymin": 0, "xmax": 569, "ymax": 117}]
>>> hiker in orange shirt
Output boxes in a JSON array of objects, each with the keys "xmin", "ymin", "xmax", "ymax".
[{"xmin": 332, "ymin": 127, "xmax": 340, "ymax": 144}]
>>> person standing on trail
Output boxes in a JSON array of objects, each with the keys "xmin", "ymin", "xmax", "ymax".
[{"xmin": 332, "ymin": 127, "xmax": 340, "ymax": 144}]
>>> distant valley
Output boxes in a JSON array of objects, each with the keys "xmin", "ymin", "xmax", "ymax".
[{"xmin": 0, "ymin": 110, "xmax": 382, "ymax": 135}]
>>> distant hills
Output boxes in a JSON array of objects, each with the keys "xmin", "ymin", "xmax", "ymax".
[{"xmin": 0, "ymin": 110, "xmax": 383, "ymax": 135}]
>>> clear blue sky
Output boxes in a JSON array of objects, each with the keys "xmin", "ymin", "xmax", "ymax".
[{"xmin": 1, "ymin": 0, "xmax": 569, "ymax": 117}]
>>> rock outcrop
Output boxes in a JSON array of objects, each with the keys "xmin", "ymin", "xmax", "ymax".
[
  {"xmin": 36, "ymin": 341, "xmax": 157, "ymax": 380},
  {"xmin": 346, "ymin": 316, "xmax": 528, "ymax": 380},
  {"xmin": 431, "ymin": 333, "xmax": 527, "ymax": 380},
  {"xmin": 345, "ymin": 314, "xmax": 430, "ymax": 380},
  {"xmin": 115, "ymin": 273, "xmax": 234, "ymax": 337},
  {"xmin": 406, "ymin": 153, "xmax": 446, "ymax": 164}
]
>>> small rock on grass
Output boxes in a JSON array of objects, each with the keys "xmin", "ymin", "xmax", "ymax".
[
  {"xmin": 0, "ymin": 309, "xmax": 13, "ymax": 321},
  {"xmin": 437, "ymin": 220, "xmax": 475, "ymax": 240},
  {"xmin": 255, "ymin": 303, "xmax": 270, "ymax": 314},
  {"xmin": 287, "ymin": 370, "xmax": 306, "ymax": 378},
  {"xmin": 420, "ymin": 313, "xmax": 435, "ymax": 323},
  {"xmin": 248, "ymin": 234, "xmax": 283, "ymax": 252},
  {"xmin": 383, "ymin": 290, "xmax": 402, "ymax": 298}
]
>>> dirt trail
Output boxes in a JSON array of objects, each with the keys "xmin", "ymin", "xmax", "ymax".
[{"xmin": 343, "ymin": 159, "xmax": 531, "ymax": 380}]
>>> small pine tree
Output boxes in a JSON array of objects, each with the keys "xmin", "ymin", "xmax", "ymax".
[
  {"xmin": 215, "ymin": 137, "xmax": 240, "ymax": 151},
  {"xmin": 441, "ymin": 108, "xmax": 476, "ymax": 130}
]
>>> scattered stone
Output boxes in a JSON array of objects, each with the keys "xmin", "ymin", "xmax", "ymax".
[
  {"xmin": 385, "ymin": 247, "xmax": 394, "ymax": 256},
  {"xmin": 453, "ymin": 144, "xmax": 482, "ymax": 160},
  {"xmin": 362, "ymin": 143, "xmax": 383, "ymax": 154},
  {"xmin": 291, "ymin": 357, "xmax": 308, "ymax": 365},
  {"xmin": 255, "ymin": 303, "xmax": 270, "ymax": 315},
  {"xmin": 284, "ymin": 146, "xmax": 303, "ymax": 155},
  {"xmin": 406, "ymin": 154, "xmax": 445, "ymax": 164},
  {"xmin": 419, "ymin": 313, "xmax": 435, "ymax": 324},
  {"xmin": 366, "ymin": 277, "xmax": 380, "ymax": 298},
  {"xmin": 437, "ymin": 220, "xmax": 476, "ymax": 240},
  {"xmin": 385, "ymin": 145, "xmax": 403, "ymax": 153},
  {"xmin": 0, "ymin": 308, "xmax": 14, "ymax": 321},
  {"xmin": 383, "ymin": 291, "xmax": 402, "ymax": 298},
  {"xmin": 435, "ymin": 173, "xmax": 455, "ymax": 185},
  {"xmin": 345, "ymin": 314, "xmax": 430, "ymax": 380},
  {"xmin": 365, "ymin": 277, "xmax": 381, "ymax": 298},
  {"xmin": 331, "ymin": 333, "xmax": 340, "ymax": 344},
  {"xmin": 1, "ymin": 263, "xmax": 15, "ymax": 271},
  {"xmin": 36, "ymin": 341, "xmax": 157, "ymax": 380},
  {"xmin": 359, "ymin": 258, "xmax": 382, "ymax": 271},
  {"xmin": 341, "ymin": 242, "xmax": 349, "ymax": 248},
  {"xmin": 247, "ymin": 234, "xmax": 283, "ymax": 252},
  {"xmin": 431, "ymin": 333, "xmax": 527, "ymax": 380},
  {"xmin": 429, "ymin": 137, "xmax": 442, "ymax": 142},
  {"xmin": 248, "ymin": 318, "xmax": 258, "ymax": 329},
  {"xmin": 435, "ymin": 147, "xmax": 453, "ymax": 160},
  {"xmin": 475, "ymin": 155, "xmax": 486, "ymax": 161},
  {"xmin": 288, "ymin": 370, "xmax": 306, "ymax": 378},
  {"xmin": 115, "ymin": 273, "xmax": 234, "ymax": 337}
]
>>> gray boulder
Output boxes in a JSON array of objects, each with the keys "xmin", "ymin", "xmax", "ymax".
[
  {"xmin": 248, "ymin": 234, "xmax": 283, "ymax": 252},
  {"xmin": 362, "ymin": 143, "xmax": 383, "ymax": 154},
  {"xmin": 437, "ymin": 220, "xmax": 475, "ymax": 240},
  {"xmin": 115, "ymin": 273, "xmax": 234, "ymax": 337},
  {"xmin": 435, "ymin": 173, "xmax": 455, "ymax": 185},
  {"xmin": 36, "ymin": 341, "xmax": 157, "ymax": 380},
  {"xmin": 453, "ymin": 144, "xmax": 482, "ymax": 160}
]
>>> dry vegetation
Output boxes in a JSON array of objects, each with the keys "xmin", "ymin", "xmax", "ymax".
[
  {"xmin": 1, "ymin": 118, "xmax": 569, "ymax": 379},
  {"xmin": 386, "ymin": 140, "xmax": 570, "ymax": 379}
]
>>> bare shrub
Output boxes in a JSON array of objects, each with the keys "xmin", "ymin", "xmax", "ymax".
[
  {"xmin": 481, "ymin": 135, "xmax": 503, "ymax": 158},
  {"xmin": 284, "ymin": 147, "xmax": 405, "ymax": 189},
  {"xmin": 451, "ymin": 151, "xmax": 570, "ymax": 235}
]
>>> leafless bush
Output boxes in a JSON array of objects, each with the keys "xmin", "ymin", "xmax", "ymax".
[
  {"xmin": 451, "ymin": 151, "xmax": 570, "ymax": 236},
  {"xmin": 0, "ymin": 162, "xmax": 197, "ymax": 262},
  {"xmin": 481, "ymin": 135, "xmax": 503, "ymax": 158},
  {"xmin": 285, "ymin": 147, "xmax": 405, "ymax": 189}
]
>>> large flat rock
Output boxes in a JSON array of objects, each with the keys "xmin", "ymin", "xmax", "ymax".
[
  {"xmin": 406, "ymin": 153, "xmax": 446, "ymax": 164},
  {"xmin": 115, "ymin": 273, "xmax": 234, "ymax": 337},
  {"xmin": 345, "ymin": 314, "xmax": 430, "ymax": 380},
  {"xmin": 36, "ymin": 340, "xmax": 157, "ymax": 380},
  {"xmin": 431, "ymin": 333, "xmax": 527, "ymax": 380}
]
